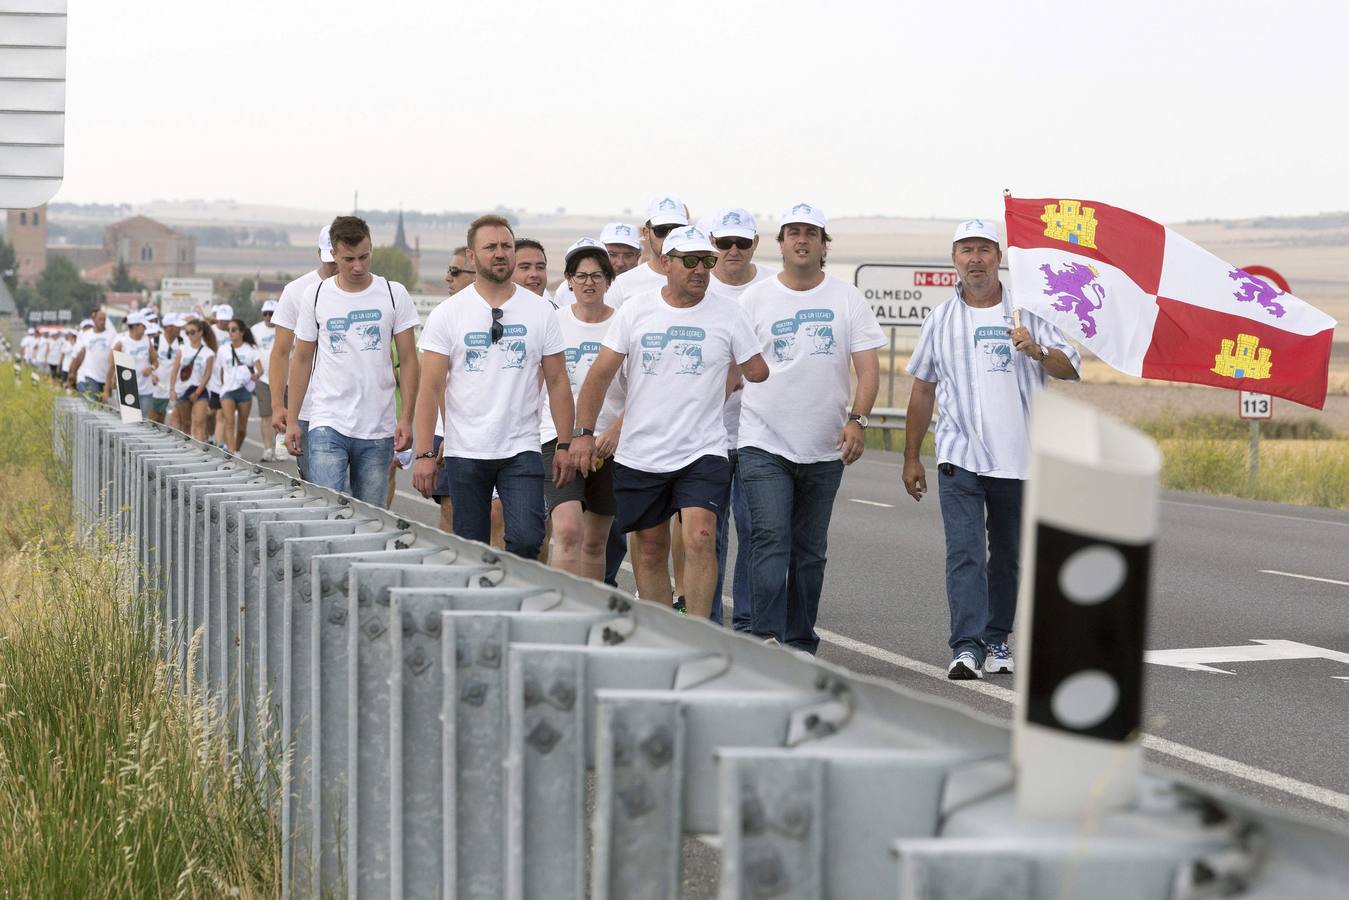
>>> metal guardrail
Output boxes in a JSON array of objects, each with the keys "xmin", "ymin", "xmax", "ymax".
[{"xmin": 55, "ymin": 397, "xmax": 1349, "ymax": 899}]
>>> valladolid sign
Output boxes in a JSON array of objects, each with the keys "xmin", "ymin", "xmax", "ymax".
[{"xmin": 855, "ymin": 264, "xmax": 1006, "ymax": 329}]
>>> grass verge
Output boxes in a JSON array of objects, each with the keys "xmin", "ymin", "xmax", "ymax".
[{"xmin": 0, "ymin": 375, "xmax": 280, "ymax": 898}]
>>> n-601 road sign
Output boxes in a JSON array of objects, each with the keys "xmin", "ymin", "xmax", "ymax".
[
  {"xmin": 1239, "ymin": 392, "xmax": 1273, "ymax": 420},
  {"xmin": 854, "ymin": 263, "xmax": 1007, "ymax": 328}
]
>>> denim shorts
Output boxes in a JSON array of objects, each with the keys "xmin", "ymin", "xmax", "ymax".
[
  {"xmin": 221, "ymin": 386, "xmax": 252, "ymax": 404},
  {"xmin": 207, "ymin": 390, "xmax": 222, "ymax": 410},
  {"xmin": 612, "ymin": 454, "xmax": 732, "ymax": 533}
]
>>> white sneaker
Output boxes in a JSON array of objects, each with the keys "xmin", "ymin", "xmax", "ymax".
[
  {"xmin": 984, "ymin": 641, "xmax": 1014, "ymax": 674},
  {"xmin": 947, "ymin": 651, "xmax": 983, "ymax": 680},
  {"xmin": 261, "ymin": 448, "xmax": 274, "ymax": 461}
]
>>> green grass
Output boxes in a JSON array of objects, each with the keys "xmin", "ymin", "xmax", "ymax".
[{"xmin": 0, "ymin": 375, "xmax": 281, "ymax": 898}]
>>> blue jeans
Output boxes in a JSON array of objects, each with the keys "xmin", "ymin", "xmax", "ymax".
[
  {"xmin": 446, "ymin": 452, "xmax": 545, "ymax": 560},
  {"xmin": 715, "ymin": 451, "xmax": 751, "ymax": 630},
  {"xmin": 738, "ymin": 447, "xmax": 844, "ymax": 653},
  {"xmin": 297, "ymin": 419, "xmax": 310, "ymax": 481},
  {"xmin": 306, "ymin": 426, "xmax": 394, "ymax": 508},
  {"xmin": 77, "ymin": 377, "xmax": 104, "ymax": 398},
  {"xmin": 938, "ymin": 465, "xmax": 1023, "ymax": 665}
]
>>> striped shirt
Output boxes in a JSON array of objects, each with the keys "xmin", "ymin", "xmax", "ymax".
[{"xmin": 907, "ymin": 283, "xmax": 1079, "ymax": 476}]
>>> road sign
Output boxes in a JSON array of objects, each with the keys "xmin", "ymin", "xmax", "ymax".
[
  {"xmin": 854, "ymin": 263, "xmax": 1007, "ymax": 328},
  {"xmin": 0, "ymin": 1, "xmax": 67, "ymax": 209},
  {"xmin": 1239, "ymin": 391, "xmax": 1273, "ymax": 420}
]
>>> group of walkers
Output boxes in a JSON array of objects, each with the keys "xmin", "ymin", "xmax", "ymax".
[{"xmin": 20, "ymin": 200, "xmax": 1082, "ymax": 680}]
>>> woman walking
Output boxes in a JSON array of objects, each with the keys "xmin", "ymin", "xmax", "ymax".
[
  {"xmin": 219, "ymin": 318, "xmax": 262, "ymax": 454},
  {"xmin": 168, "ymin": 319, "xmax": 217, "ymax": 441}
]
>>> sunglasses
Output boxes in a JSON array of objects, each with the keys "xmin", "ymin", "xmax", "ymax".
[
  {"xmin": 490, "ymin": 307, "xmax": 504, "ymax": 344},
  {"xmin": 673, "ymin": 254, "xmax": 717, "ymax": 270},
  {"xmin": 448, "ymin": 266, "xmax": 476, "ymax": 278},
  {"xmin": 714, "ymin": 237, "xmax": 753, "ymax": 251},
  {"xmin": 650, "ymin": 223, "xmax": 681, "ymax": 239}
]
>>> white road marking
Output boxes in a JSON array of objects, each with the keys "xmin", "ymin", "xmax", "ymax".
[
  {"xmin": 1161, "ymin": 498, "xmax": 1349, "ymax": 528},
  {"xmin": 1260, "ymin": 569, "xmax": 1349, "ymax": 587},
  {"xmin": 1144, "ymin": 640, "xmax": 1349, "ymax": 675},
  {"xmin": 847, "ymin": 498, "xmax": 894, "ymax": 508}
]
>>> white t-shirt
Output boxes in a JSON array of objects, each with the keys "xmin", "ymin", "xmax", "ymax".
[
  {"xmin": 602, "ymin": 288, "xmax": 760, "ymax": 473},
  {"xmin": 604, "ymin": 261, "xmax": 666, "ymax": 310},
  {"xmin": 272, "ymin": 269, "xmax": 321, "ymax": 331},
  {"xmin": 20, "ymin": 335, "xmax": 34, "ymax": 362},
  {"xmin": 970, "ymin": 304, "xmax": 1029, "ymax": 479},
  {"xmin": 153, "ymin": 335, "xmax": 180, "ymax": 399},
  {"xmin": 219, "ymin": 342, "xmax": 261, "ymax": 393},
  {"xmin": 293, "ymin": 275, "xmax": 420, "ymax": 440},
  {"xmin": 75, "ymin": 326, "xmax": 118, "ymax": 384},
  {"xmin": 738, "ymin": 274, "xmax": 886, "ymax": 464},
  {"xmin": 419, "ymin": 283, "xmax": 565, "ymax": 459},
  {"xmin": 710, "ymin": 264, "xmax": 781, "ymax": 449},
  {"xmin": 251, "ymin": 322, "xmax": 277, "ymax": 382},
  {"xmin": 552, "ymin": 280, "xmax": 574, "ymax": 308},
  {"xmin": 45, "ymin": 336, "xmax": 63, "ymax": 366},
  {"xmin": 206, "ymin": 325, "xmax": 230, "ymax": 391},
  {"xmin": 540, "ymin": 305, "xmax": 625, "ymax": 445},
  {"xmin": 115, "ymin": 333, "xmax": 156, "ymax": 396},
  {"xmin": 177, "ymin": 343, "xmax": 215, "ymax": 392}
]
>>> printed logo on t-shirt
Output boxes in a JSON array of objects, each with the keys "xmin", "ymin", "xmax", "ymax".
[
  {"xmin": 564, "ymin": 341, "xmax": 602, "ymax": 377},
  {"xmin": 324, "ymin": 309, "xmax": 383, "ymax": 355},
  {"xmin": 639, "ymin": 326, "xmax": 706, "ymax": 375},
  {"xmin": 769, "ymin": 308, "xmax": 836, "ymax": 362},
  {"xmin": 974, "ymin": 325, "xmax": 1013, "ymax": 374},
  {"xmin": 464, "ymin": 324, "xmax": 529, "ymax": 372}
]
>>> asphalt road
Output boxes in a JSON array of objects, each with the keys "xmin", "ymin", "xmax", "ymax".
[{"xmin": 239, "ymin": 431, "xmax": 1349, "ymax": 830}]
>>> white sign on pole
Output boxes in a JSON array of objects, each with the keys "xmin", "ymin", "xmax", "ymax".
[
  {"xmin": 157, "ymin": 277, "xmax": 215, "ymax": 314},
  {"xmin": 854, "ymin": 264, "xmax": 1009, "ymax": 328},
  {"xmin": 0, "ymin": 2, "xmax": 67, "ymax": 209},
  {"xmin": 1239, "ymin": 391, "xmax": 1273, "ymax": 420}
]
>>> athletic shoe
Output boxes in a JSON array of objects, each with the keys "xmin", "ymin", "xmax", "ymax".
[
  {"xmin": 261, "ymin": 448, "xmax": 274, "ymax": 462},
  {"xmin": 947, "ymin": 651, "xmax": 983, "ymax": 680},
  {"xmin": 984, "ymin": 641, "xmax": 1014, "ymax": 674},
  {"xmin": 672, "ymin": 596, "xmax": 687, "ymax": 615}
]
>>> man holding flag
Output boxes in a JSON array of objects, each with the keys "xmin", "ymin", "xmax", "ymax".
[{"xmin": 903, "ymin": 219, "xmax": 1080, "ymax": 681}]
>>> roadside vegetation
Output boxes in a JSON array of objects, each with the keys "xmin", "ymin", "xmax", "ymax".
[{"xmin": 0, "ymin": 376, "xmax": 280, "ymax": 899}]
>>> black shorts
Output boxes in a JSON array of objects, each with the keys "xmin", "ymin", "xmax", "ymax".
[
  {"xmin": 542, "ymin": 438, "xmax": 617, "ymax": 517},
  {"xmin": 612, "ymin": 454, "xmax": 732, "ymax": 534},
  {"xmin": 207, "ymin": 390, "xmax": 222, "ymax": 410},
  {"xmin": 430, "ymin": 435, "xmax": 452, "ymax": 498}
]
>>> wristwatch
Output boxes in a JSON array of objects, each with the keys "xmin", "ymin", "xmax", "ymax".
[
  {"xmin": 415, "ymin": 449, "xmax": 436, "ymax": 460},
  {"xmin": 572, "ymin": 427, "xmax": 595, "ymax": 438},
  {"xmin": 556, "ymin": 442, "xmax": 571, "ymax": 452},
  {"xmin": 848, "ymin": 413, "xmax": 869, "ymax": 429},
  {"xmin": 1037, "ymin": 344, "xmax": 1049, "ymax": 363}
]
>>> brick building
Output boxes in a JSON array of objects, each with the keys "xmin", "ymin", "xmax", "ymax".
[{"xmin": 5, "ymin": 204, "xmax": 48, "ymax": 285}]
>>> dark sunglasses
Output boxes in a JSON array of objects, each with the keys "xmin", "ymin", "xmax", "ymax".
[
  {"xmin": 448, "ymin": 266, "xmax": 476, "ymax": 278},
  {"xmin": 650, "ymin": 223, "xmax": 681, "ymax": 239},
  {"xmin": 714, "ymin": 237, "xmax": 753, "ymax": 251},
  {"xmin": 490, "ymin": 307, "xmax": 504, "ymax": 344},
  {"xmin": 673, "ymin": 254, "xmax": 717, "ymax": 270}
]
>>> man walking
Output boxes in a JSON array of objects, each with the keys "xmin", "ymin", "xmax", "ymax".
[
  {"xmin": 105, "ymin": 311, "xmax": 158, "ymax": 416},
  {"xmin": 285, "ymin": 216, "xmax": 421, "ymax": 507},
  {"xmin": 251, "ymin": 299, "xmax": 279, "ymax": 459},
  {"xmin": 445, "ymin": 246, "xmax": 476, "ymax": 295},
  {"xmin": 512, "ymin": 238, "xmax": 553, "ymax": 304},
  {"xmin": 67, "ymin": 309, "xmax": 118, "ymax": 397},
  {"xmin": 736, "ymin": 203, "xmax": 884, "ymax": 652},
  {"xmin": 411, "ymin": 214, "xmax": 576, "ymax": 559},
  {"xmin": 603, "ymin": 196, "xmax": 689, "ymax": 309},
  {"xmin": 903, "ymin": 219, "xmax": 1080, "ymax": 680},
  {"xmin": 571, "ymin": 226, "xmax": 768, "ymax": 619}
]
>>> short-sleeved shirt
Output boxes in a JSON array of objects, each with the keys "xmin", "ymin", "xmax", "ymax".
[
  {"xmin": 602, "ymin": 289, "xmax": 760, "ymax": 473},
  {"xmin": 251, "ymin": 322, "xmax": 278, "ymax": 382},
  {"xmin": 271, "ymin": 269, "xmax": 321, "ymax": 332},
  {"xmin": 710, "ymin": 264, "xmax": 780, "ymax": 449},
  {"xmin": 738, "ymin": 273, "xmax": 886, "ymax": 463},
  {"xmin": 906, "ymin": 284, "xmax": 1080, "ymax": 479},
  {"xmin": 75, "ymin": 326, "xmax": 119, "ymax": 384},
  {"xmin": 604, "ymin": 261, "xmax": 666, "ymax": 310},
  {"xmin": 419, "ymin": 283, "xmax": 566, "ymax": 459},
  {"xmin": 540, "ymin": 304, "xmax": 625, "ymax": 445},
  {"xmin": 293, "ymin": 275, "xmax": 420, "ymax": 439}
]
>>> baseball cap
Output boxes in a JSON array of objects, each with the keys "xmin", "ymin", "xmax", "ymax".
[
  {"xmin": 661, "ymin": 226, "xmax": 715, "ymax": 256},
  {"xmin": 146, "ymin": 322, "xmax": 162, "ymax": 336},
  {"xmin": 319, "ymin": 225, "xmax": 335, "ymax": 263},
  {"xmin": 214, "ymin": 304, "xmax": 234, "ymax": 321},
  {"xmin": 161, "ymin": 313, "xmax": 181, "ymax": 327},
  {"xmin": 261, "ymin": 299, "xmax": 278, "ymax": 314},
  {"xmin": 27, "ymin": 327, "xmax": 35, "ymax": 334},
  {"xmin": 645, "ymin": 195, "xmax": 689, "ymax": 228},
  {"xmin": 599, "ymin": 222, "xmax": 641, "ymax": 250},
  {"xmin": 563, "ymin": 238, "xmax": 606, "ymax": 264},
  {"xmin": 780, "ymin": 202, "xmax": 827, "ymax": 230},
  {"xmin": 126, "ymin": 312, "xmax": 148, "ymax": 327},
  {"xmin": 79, "ymin": 318, "xmax": 93, "ymax": 329},
  {"xmin": 952, "ymin": 218, "xmax": 1000, "ymax": 245},
  {"xmin": 142, "ymin": 308, "xmax": 158, "ymax": 320},
  {"xmin": 710, "ymin": 207, "xmax": 757, "ymax": 240}
]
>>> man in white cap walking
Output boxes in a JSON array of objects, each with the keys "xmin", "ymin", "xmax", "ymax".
[
  {"xmin": 105, "ymin": 311, "xmax": 158, "ymax": 415},
  {"xmin": 603, "ymin": 196, "xmax": 689, "ymax": 309},
  {"xmin": 571, "ymin": 225, "xmax": 769, "ymax": 620},
  {"xmin": 149, "ymin": 313, "xmax": 184, "ymax": 423},
  {"xmin": 252, "ymin": 299, "xmax": 279, "ymax": 459},
  {"xmin": 735, "ymin": 203, "xmax": 885, "ymax": 653},
  {"xmin": 270, "ymin": 225, "xmax": 339, "ymax": 476},
  {"xmin": 67, "ymin": 309, "xmax": 118, "ymax": 397},
  {"xmin": 903, "ymin": 218, "xmax": 1080, "ymax": 680}
]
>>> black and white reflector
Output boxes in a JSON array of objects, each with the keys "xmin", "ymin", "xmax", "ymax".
[{"xmin": 113, "ymin": 350, "xmax": 141, "ymax": 423}]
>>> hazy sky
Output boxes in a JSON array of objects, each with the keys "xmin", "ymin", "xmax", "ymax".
[{"xmin": 55, "ymin": 0, "xmax": 1349, "ymax": 222}]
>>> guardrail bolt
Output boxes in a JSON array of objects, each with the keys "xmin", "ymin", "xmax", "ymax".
[
  {"xmin": 523, "ymin": 676, "xmax": 543, "ymax": 707},
  {"xmin": 405, "ymin": 646, "xmax": 432, "ymax": 677},
  {"xmin": 777, "ymin": 804, "xmax": 811, "ymax": 840},
  {"xmin": 460, "ymin": 678, "xmax": 488, "ymax": 706},
  {"xmin": 640, "ymin": 727, "xmax": 673, "ymax": 768},
  {"xmin": 479, "ymin": 642, "xmax": 501, "ymax": 668},
  {"xmin": 424, "ymin": 613, "xmax": 441, "ymax": 636},
  {"xmin": 327, "ymin": 606, "xmax": 347, "ymax": 627},
  {"xmin": 526, "ymin": 720, "xmax": 561, "ymax": 755},
  {"xmin": 548, "ymin": 680, "xmax": 575, "ymax": 711},
  {"xmin": 401, "ymin": 611, "xmax": 416, "ymax": 637},
  {"xmin": 361, "ymin": 617, "xmax": 386, "ymax": 640}
]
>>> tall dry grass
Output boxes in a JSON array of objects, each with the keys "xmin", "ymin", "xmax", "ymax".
[{"xmin": 0, "ymin": 376, "xmax": 280, "ymax": 898}]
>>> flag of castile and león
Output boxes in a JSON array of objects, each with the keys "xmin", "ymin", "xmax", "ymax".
[{"xmin": 1004, "ymin": 196, "xmax": 1338, "ymax": 408}]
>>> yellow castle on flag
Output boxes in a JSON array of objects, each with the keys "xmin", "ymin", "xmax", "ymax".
[
  {"xmin": 1211, "ymin": 333, "xmax": 1272, "ymax": 380},
  {"xmin": 1041, "ymin": 200, "xmax": 1099, "ymax": 249}
]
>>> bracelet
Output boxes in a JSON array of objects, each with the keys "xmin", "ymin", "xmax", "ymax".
[
  {"xmin": 415, "ymin": 449, "xmax": 436, "ymax": 460},
  {"xmin": 556, "ymin": 442, "xmax": 571, "ymax": 452}
]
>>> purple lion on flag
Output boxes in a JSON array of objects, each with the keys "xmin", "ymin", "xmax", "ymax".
[
  {"xmin": 1040, "ymin": 261, "xmax": 1106, "ymax": 338},
  {"xmin": 1229, "ymin": 269, "xmax": 1286, "ymax": 318}
]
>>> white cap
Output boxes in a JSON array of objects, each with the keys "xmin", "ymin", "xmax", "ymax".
[
  {"xmin": 599, "ymin": 221, "xmax": 641, "ymax": 250},
  {"xmin": 142, "ymin": 308, "xmax": 158, "ymax": 320},
  {"xmin": 319, "ymin": 225, "xmax": 335, "ymax": 263},
  {"xmin": 261, "ymin": 299, "xmax": 278, "ymax": 313},
  {"xmin": 214, "ymin": 304, "xmax": 234, "ymax": 321},
  {"xmin": 79, "ymin": 318, "xmax": 94, "ymax": 329},
  {"xmin": 563, "ymin": 237, "xmax": 606, "ymax": 263},
  {"xmin": 952, "ymin": 218, "xmax": 1000, "ymax": 245},
  {"xmin": 161, "ymin": 313, "xmax": 182, "ymax": 327},
  {"xmin": 645, "ymin": 195, "xmax": 688, "ymax": 228},
  {"xmin": 146, "ymin": 322, "xmax": 162, "ymax": 336},
  {"xmin": 661, "ymin": 226, "xmax": 715, "ymax": 256},
  {"xmin": 126, "ymin": 312, "xmax": 148, "ymax": 327},
  {"xmin": 780, "ymin": 202, "xmax": 827, "ymax": 230},
  {"xmin": 27, "ymin": 327, "xmax": 35, "ymax": 334},
  {"xmin": 710, "ymin": 207, "xmax": 757, "ymax": 240}
]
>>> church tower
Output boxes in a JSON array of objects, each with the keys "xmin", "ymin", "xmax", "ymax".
[
  {"xmin": 5, "ymin": 204, "xmax": 48, "ymax": 285},
  {"xmin": 392, "ymin": 208, "xmax": 421, "ymax": 290}
]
